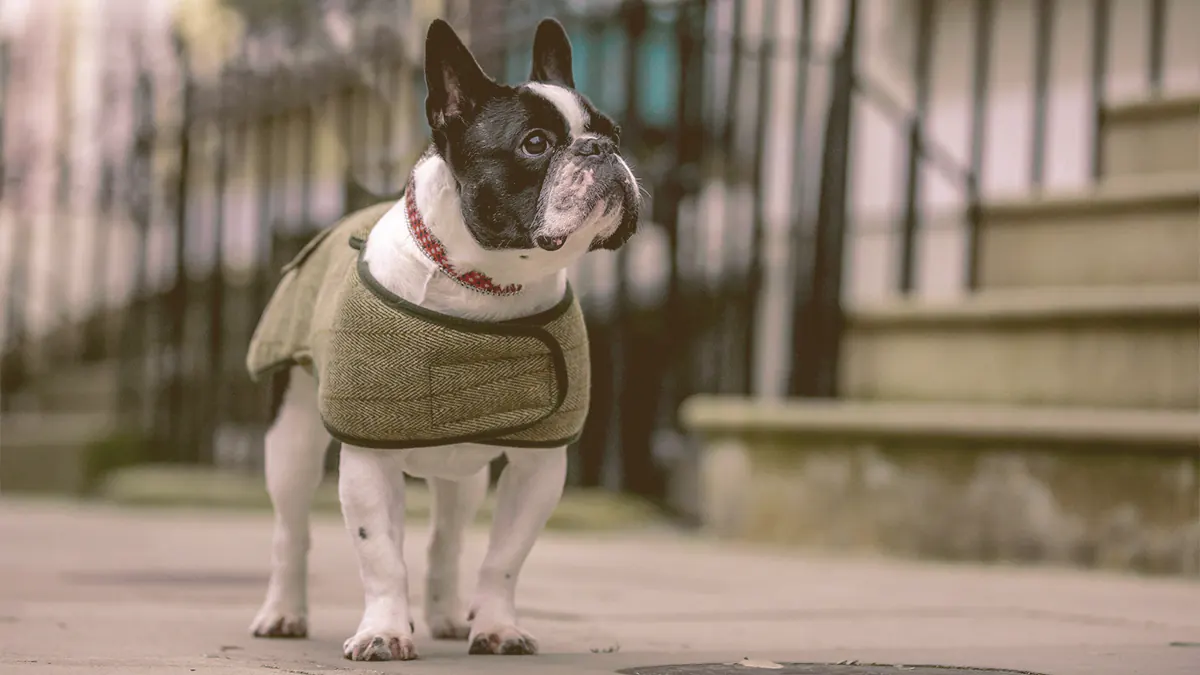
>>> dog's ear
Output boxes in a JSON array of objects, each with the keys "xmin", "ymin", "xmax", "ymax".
[
  {"xmin": 424, "ymin": 19, "xmax": 498, "ymax": 133},
  {"xmin": 529, "ymin": 18, "xmax": 575, "ymax": 89}
]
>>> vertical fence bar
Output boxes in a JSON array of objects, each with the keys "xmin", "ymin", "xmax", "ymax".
[
  {"xmin": 356, "ymin": 65, "xmax": 372, "ymax": 201},
  {"xmin": 965, "ymin": 0, "xmax": 993, "ymax": 291},
  {"xmin": 379, "ymin": 47, "xmax": 397, "ymax": 191},
  {"xmin": 615, "ymin": 0, "xmax": 663, "ymax": 498},
  {"xmin": 0, "ymin": 40, "xmax": 13, "ymax": 409},
  {"xmin": 1147, "ymin": 0, "xmax": 1166, "ymax": 94},
  {"xmin": 299, "ymin": 97, "xmax": 315, "ymax": 230},
  {"xmin": 692, "ymin": 7, "xmax": 714, "ymax": 394},
  {"xmin": 1, "ymin": 48, "xmax": 30, "ymax": 402},
  {"xmin": 85, "ymin": 70, "xmax": 119, "ymax": 362},
  {"xmin": 898, "ymin": 0, "xmax": 936, "ymax": 294},
  {"xmin": 255, "ymin": 88, "xmax": 276, "ymax": 313},
  {"xmin": 665, "ymin": 0, "xmax": 706, "ymax": 416},
  {"xmin": 52, "ymin": 14, "xmax": 76, "ymax": 364},
  {"xmin": 119, "ymin": 67, "xmax": 155, "ymax": 436},
  {"xmin": 700, "ymin": 2, "xmax": 728, "ymax": 395},
  {"xmin": 741, "ymin": 0, "xmax": 775, "ymax": 394},
  {"xmin": 1, "ymin": 208, "xmax": 29, "ymax": 394},
  {"xmin": 268, "ymin": 67, "xmax": 290, "ymax": 263},
  {"xmin": 0, "ymin": 40, "xmax": 7, "ymax": 202},
  {"xmin": 788, "ymin": 0, "xmax": 858, "ymax": 398},
  {"xmin": 784, "ymin": 0, "xmax": 814, "ymax": 384},
  {"xmin": 577, "ymin": 14, "xmax": 610, "ymax": 490},
  {"xmin": 1090, "ymin": 0, "xmax": 1110, "ymax": 180},
  {"xmin": 716, "ymin": 0, "xmax": 743, "ymax": 394},
  {"xmin": 166, "ymin": 34, "xmax": 192, "ymax": 456},
  {"xmin": 0, "ymin": 47, "xmax": 10, "ymax": 274},
  {"xmin": 203, "ymin": 81, "xmax": 231, "ymax": 465},
  {"xmin": 605, "ymin": 7, "xmax": 636, "ymax": 493},
  {"xmin": 613, "ymin": 0, "xmax": 637, "ymax": 491},
  {"xmin": 1029, "ymin": 0, "xmax": 1055, "ymax": 189},
  {"xmin": 85, "ymin": 163, "xmax": 114, "ymax": 361},
  {"xmin": 340, "ymin": 83, "xmax": 358, "ymax": 212}
]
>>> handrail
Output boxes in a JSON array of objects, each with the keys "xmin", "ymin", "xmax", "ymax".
[{"xmin": 851, "ymin": 73, "xmax": 976, "ymax": 194}]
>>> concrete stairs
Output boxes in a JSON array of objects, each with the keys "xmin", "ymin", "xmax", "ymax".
[
  {"xmin": 841, "ymin": 96, "xmax": 1200, "ymax": 410},
  {"xmin": 1102, "ymin": 95, "xmax": 1199, "ymax": 178},
  {"xmin": 0, "ymin": 360, "xmax": 124, "ymax": 494},
  {"xmin": 841, "ymin": 284, "xmax": 1198, "ymax": 409},
  {"xmin": 682, "ymin": 93, "xmax": 1200, "ymax": 575},
  {"xmin": 976, "ymin": 174, "xmax": 1197, "ymax": 288},
  {"xmin": 0, "ymin": 276, "xmax": 274, "ymax": 494},
  {"xmin": 4, "ymin": 359, "xmax": 124, "ymax": 413}
]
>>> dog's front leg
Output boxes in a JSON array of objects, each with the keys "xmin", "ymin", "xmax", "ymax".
[
  {"xmin": 338, "ymin": 445, "xmax": 418, "ymax": 661},
  {"xmin": 468, "ymin": 447, "xmax": 567, "ymax": 655},
  {"xmin": 426, "ymin": 470, "xmax": 489, "ymax": 640}
]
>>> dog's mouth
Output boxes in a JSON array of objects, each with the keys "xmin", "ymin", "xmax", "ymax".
[{"xmin": 535, "ymin": 235, "xmax": 567, "ymax": 251}]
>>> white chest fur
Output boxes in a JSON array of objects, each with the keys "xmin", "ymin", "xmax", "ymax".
[{"xmin": 362, "ymin": 155, "xmax": 572, "ymax": 324}]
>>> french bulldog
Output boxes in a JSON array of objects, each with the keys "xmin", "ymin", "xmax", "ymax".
[{"xmin": 248, "ymin": 17, "xmax": 640, "ymax": 661}]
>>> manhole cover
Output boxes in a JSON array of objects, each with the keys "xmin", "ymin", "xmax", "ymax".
[{"xmin": 618, "ymin": 664, "xmax": 1047, "ymax": 675}]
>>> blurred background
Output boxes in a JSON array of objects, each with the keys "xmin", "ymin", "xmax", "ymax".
[{"xmin": 1, "ymin": 0, "xmax": 1197, "ymax": 575}]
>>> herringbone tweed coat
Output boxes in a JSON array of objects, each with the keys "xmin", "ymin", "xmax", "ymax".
[{"xmin": 246, "ymin": 201, "xmax": 591, "ymax": 449}]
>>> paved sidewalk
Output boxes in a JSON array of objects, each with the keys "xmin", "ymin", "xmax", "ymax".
[{"xmin": 1, "ymin": 498, "xmax": 1197, "ymax": 674}]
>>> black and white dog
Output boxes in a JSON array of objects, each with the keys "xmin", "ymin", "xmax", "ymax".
[{"xmin": 248, "ymin": 18, "xmax": 639, "ymax": 661}]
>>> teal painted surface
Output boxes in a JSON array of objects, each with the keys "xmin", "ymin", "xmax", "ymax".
[{"xmin": 496, "ymin": 6, "xmax": 682, "ymax": 130}]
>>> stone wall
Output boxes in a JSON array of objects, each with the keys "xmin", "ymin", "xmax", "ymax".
[{"xmin": 697, "ymin": 430, "xmax": 1199, "ymax": 576}]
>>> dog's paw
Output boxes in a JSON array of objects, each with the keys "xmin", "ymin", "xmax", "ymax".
[
  {"xmin": 343, "ymin": 631, "xmax": 418, "ymax": 661},
  {"xmin": 468, "ymin": 623, "xmax": 539, "ymax": 655},
  {"xmin": 250, "ymin": 608, "xmax": 307, "ymax": 639},
  {"xmin": 428, "ymin": 613, "xmax": 472, "ymax": 641}
]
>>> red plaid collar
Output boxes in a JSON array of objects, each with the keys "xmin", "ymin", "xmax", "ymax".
[{"xmin": 404, "ymin": 178, "xmax": 523, "ymax": 296}]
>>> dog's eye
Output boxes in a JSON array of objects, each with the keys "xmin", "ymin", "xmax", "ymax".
[{"xmin": 520, "ymin": 131, "xmax": 549, "ymax": 157}]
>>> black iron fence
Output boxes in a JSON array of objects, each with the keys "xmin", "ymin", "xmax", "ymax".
[{"xmin": 0, "ymin": 0, "xmax": 1186, "ymax": 505}]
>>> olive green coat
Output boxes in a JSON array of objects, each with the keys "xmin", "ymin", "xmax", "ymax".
[{"xmin": 246, "ymin": 202, "xmax": 591, "ymax": 449}]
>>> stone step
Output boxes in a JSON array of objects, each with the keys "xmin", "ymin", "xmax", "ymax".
[
  {"xmin": 19, "ymin": 360, "xmax": 122, "ymax": 412},
  {"xmin": 840, "ymin": 285, "xmax": 1200, "ymax": 410},
  {"xmin": 11, "ymin": 353, "xmax": 178, "ymax": 413},
  {"xmin": 1102, "ymin": 94, "xmax": 1200, "ymax": 179},
  {"xmin": 679, "ymin": 396, "xmax": 1200, "ymax": 576},
  {"xmin": 977, "ymin": 173, "xmax": 1199, "ymax": 289},
  {"xmin": 681, "ymin": 397, "xmax": 1200, "ymax": 446},
  {"xmin": 0, "ymin": 411, "xmax": 121, "ymax": 494}
]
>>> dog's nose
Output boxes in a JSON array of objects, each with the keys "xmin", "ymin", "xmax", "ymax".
[
  {"xmin": 535, "ymin": 235, "xmax": 567, "ymax": 251},
  {"xmin": 575, "ymin": 136, "xmax": 616, "ymax": 157}
]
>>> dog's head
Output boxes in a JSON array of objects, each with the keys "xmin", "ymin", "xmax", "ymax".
[{"xmin": 422, "ymin": 18, "xmax": 640, "ymax": 279}]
